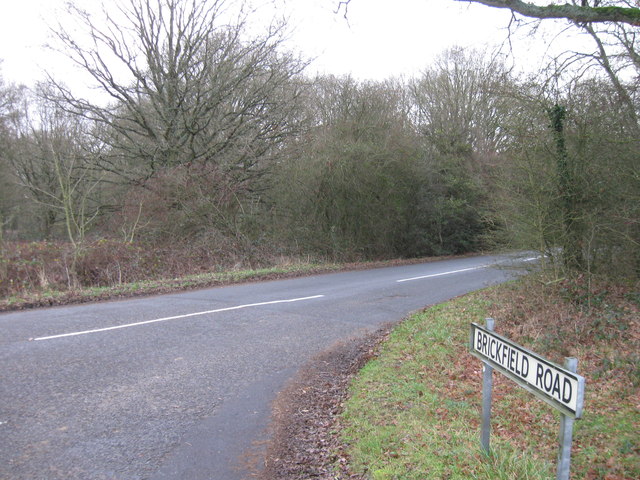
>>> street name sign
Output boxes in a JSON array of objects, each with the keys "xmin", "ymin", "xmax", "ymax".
[{"xmin": 470, "ymin": 322, "xmax": 585, "ymax": 419}]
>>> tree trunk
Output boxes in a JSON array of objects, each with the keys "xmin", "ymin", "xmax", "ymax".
[{"xmin": 548, "ymin": 104, "xmax": 584, "ymax": 272}]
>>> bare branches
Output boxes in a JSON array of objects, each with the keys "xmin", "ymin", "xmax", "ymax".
[
  {"xmin": 582, "ymin": 23, "xmax": 639, "ymax": 130},
  {"xmin": 49, "ymin": 0, "xmax": 307, "ymax": 187},
  {"xmin": 335, "ymin": 0, "xmax": 351, "ymax": 18},
  {"xmin": 455, "ymin": 0, "xmax": 639, "ymax": 135},
  {"xmin": 410, "ymin": 48, "xmax": 516, "ymax": 156},
  {"xmin": 6, "ymin": 86, "xmax": 107, "ymax": 244},
  {"xmin": 456, "ymin": 0, "xmax": 640, "ymax": 26}
]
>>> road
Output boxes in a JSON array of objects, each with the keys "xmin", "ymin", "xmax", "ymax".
[{"xmin": 0, "ymin": 254, "xmax": 530, "ymax": 480}]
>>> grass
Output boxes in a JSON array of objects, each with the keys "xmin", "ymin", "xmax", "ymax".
[{"xmin": 338, "ymin": 275, "xmax": 639, "ymax": 479}]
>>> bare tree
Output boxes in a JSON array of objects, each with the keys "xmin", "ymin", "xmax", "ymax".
[
  {"xmin": 5, "ymin": 85, "xmax": 107, "ymax": 285},
  {"xmin": 410, "ymin": 48, "xmax": 515, "ymax": 157},
  {"xmin": 338, "ymin": 2, "xmax": 638, "ymax": 118},
  {"xmin": 49, "ymin": 0, "xmax": 307, "ymax": 184},
  {"xmin": 0, "ymin": 67, "xmax": 27, "ymax": 242},
  {"xmin": 452, "ymin": 1, "xmax": 639, "ymax": 130},
  {"xmin": 9, "ymin": 86, "xmax": 105, "ymax": 245},
  {"xmin": 408, "ymin": 50, "xmax": 516, "ymax": 255},
  {"xmin": 0, "ymin": 67, "xmax": 22, "ymax": 139}
]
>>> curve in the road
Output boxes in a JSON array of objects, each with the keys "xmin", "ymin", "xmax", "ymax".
[{"xmin": 0, "ymin": 253, "xmax": 530, "ymax": 480}]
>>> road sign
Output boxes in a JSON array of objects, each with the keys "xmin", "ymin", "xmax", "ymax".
[{"xmin": 470, "ymin": 322, "xmax": 585, "ymax": 418}]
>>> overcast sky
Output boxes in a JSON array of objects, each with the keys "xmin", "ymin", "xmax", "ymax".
[{"xmin": 0, "ymin": 0, "xmax": 576, "ymax": 91}]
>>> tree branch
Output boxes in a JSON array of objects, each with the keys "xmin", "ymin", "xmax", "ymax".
[{"xmin": 457, "ymin": 1, "xmax": 640, "ymax": 26}]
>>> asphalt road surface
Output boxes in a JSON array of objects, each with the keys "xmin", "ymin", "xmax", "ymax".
[{"xmin": 0, "ymin": 253, "xmax": 533, "ymax": 480}]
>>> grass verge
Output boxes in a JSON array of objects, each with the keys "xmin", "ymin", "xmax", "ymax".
[
  {"xmin": 339, "ymin": 275, "xmax": 639, "ymax": 479},
  {"xmin": 0, "ymin": 255, "xmax": 457, "ymax": 311},
  {"xmin": 0, "ymin": 263, "xmax": 340, "ymax": 311}
]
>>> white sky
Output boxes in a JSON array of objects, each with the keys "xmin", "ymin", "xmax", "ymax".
[{"xmin": 0, "ymin": 0, "xmax": 581, "ymax": 91}]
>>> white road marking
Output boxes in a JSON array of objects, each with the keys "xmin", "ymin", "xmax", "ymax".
[
  {"xmin": 396, "ymin": 265, "xmax": 489, "ymax": 283},
  {"xmin": 33, "ymin": 295, "xmax": 325, "ymax": 341},
  {"xmin": 396, "ymin": 255, "xmax": 539, "ymax": 283}
]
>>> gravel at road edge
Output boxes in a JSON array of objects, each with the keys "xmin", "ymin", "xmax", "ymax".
[{"xmin": 260, "ymin": 325, "xmax": 394, "ymax": 480}]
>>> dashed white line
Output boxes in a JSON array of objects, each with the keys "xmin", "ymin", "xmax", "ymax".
[
  {"xmin": 33, "ymin": 295, "xmax": 325, "ymax": 341},
  {"xmin": 396, "ymin": 265, "xmax": 489, "ymax": 283}
]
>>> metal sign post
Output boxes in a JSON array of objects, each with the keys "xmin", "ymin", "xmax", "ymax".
[
  {"xmin": 470, "ymin": 319, "xmax": 585, "ymax": 479},
  {"xmin": 557, "ymin": 357, "xmax": 578, "ymax": 480},
  {"xmin": 480, "ymin": 318, "xmax": 494, "ymax": 455}
]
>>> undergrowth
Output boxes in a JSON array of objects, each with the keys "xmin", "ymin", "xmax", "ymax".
[
  {"xmin": 0, "ymin": 239, "xmax": 295, "ymax": 298},
  {"xmin": 0, "ymin": 239, "xmax": 449, "ymax": 311}
]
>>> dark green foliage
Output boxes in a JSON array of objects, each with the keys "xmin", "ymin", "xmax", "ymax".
[
  {"xmin": 406, "ymin": 167, "xmax": 488, "ymax": 256},
  {"xmin": 271, "ymin": 78, "xmax": 424, "ymax": 259},
  {"xmin": 548, "ymin": 103, "xmax": 585, "ymax": 271},
  {"xmin": 270, "ymin": 74, "xmax": 495, "ymax": 260}
]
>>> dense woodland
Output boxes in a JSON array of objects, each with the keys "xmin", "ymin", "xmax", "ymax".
[{"xmin": 0, "ymin": 0, "xmax": 638, "ymax": 297}]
